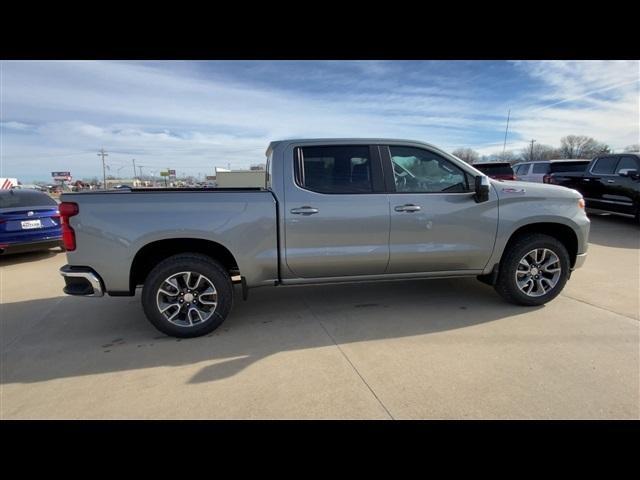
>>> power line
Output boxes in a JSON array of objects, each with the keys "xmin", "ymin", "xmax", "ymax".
[
  {"xmin": 529, "ymin": 139, "xmax": 536, "ymax": 161},
  {"xmin": 502, "ymin": 109, "xmax": 510, "ymax": 154},
  {"xmin": 97, "ymin": 147, "xmax": 108, "ymax": 188}
]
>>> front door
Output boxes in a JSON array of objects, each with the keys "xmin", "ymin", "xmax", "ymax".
[
  {"xmin": 606, "ymin": 155, "xmax": 640, "ymax": 215},
  {"xmin": 382, "ymin": 145, "xmax": 498, "ymax": 273},
  {"xmin": 283, "ymin": 144, "xmax": 390, "ymax": 278},
  {"xmin": 585, "ymin": 156, "xmax": 622, "ymax": 210}
]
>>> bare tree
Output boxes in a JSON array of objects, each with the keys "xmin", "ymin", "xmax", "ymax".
[
  {"xmin": 452, "ymin": 148, "xmax": 480, "ymax": 164},
  {"xmin": 557, "ymin": 135, "xmax": 610, "ymax": 159},
  {"xmin": 623, "ymin": 144, "xmax": 640, "ymax": 152},
  {"xmin": 520, "ymin": 143, "xmax": 555, "ymax": 162},
  {"xmin": 485, "ymin": 150, "xmax": 520, "ymax": 165}
]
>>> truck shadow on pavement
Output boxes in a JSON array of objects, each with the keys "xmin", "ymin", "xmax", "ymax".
[{"xmin": 1, "ymin": 277, "xmax": 544, "ymax": 385}]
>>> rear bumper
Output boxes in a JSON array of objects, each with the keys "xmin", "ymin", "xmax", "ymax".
[
  {"xmin": 0, "ymin": 238, "xmax": 62, "ymax": 255},
  {"xmin": 59, "ymin": 265, "xmax": 104, "ymax": 297}
]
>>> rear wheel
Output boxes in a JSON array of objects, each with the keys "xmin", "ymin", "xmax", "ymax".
[
  {"xmin": 494, "ymin": 234, "xmax": 570, "ymax": 306},
  {"xmin": 141, "ymin": 253, "xmax": 233, "ymax": 338}
]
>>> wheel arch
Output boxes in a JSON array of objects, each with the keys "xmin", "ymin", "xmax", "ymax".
[
  {"xmin": 129, "ymin": 238, "xmax": 239, "ymax": 294},
  {"xmin": 502, "ymin": 222, "xmax": 578, "ymax": 268}
]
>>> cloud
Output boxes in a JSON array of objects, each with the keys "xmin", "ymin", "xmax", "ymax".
[
  {"xmin": 1, "ymin": 121, "xmax": 34, "ymax": 131},
  {"xmin": 1, "ymin": 60, "xmax": 638, "ymax": 180}
]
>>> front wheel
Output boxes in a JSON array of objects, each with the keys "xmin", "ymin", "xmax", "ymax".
[
  {"xmin": 494, "ymin": 234, "xmax": 570, "ymax": 306},
  {"xmin": 141, "ymin": 253, "xmax": 233, "ymax": 338}
]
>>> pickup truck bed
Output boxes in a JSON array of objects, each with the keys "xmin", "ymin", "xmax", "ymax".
[{"xmin": 61, "ymin": 188, "xmax": 279, "ymax": 294}]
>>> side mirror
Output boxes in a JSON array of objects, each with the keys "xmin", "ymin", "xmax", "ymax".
[
  {"xmin": 474, "ymin": 175, "xmax": 490, "ymax": 203},
  {"xmin": 618, "ymin": 169, "xmax": 639, "ymax": 179}
]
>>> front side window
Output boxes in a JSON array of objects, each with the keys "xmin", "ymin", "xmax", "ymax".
[
  {"xmin": 532, "ymin": 163, "xmax": 550, "ymax": 174},
  {"xmin": 390, "ymin": 146, "xmax": 468, "ymax": 193},
  {"xmin": 296, "ymin": 145, "xmax": 372, "ymax": 194},
  {"xmin": 592, "ymin": 157, "xmax": 619, "ymax": 174}
]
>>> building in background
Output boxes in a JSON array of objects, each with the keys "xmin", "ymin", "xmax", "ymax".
[
  {"xmin": 214, "ymin": 167, "xmax": 265, "ymax": 188},
  {"xmin": 1, "ymin": 178, "xmax": 19, "ymax": 189},
  {"xmin": 105, "ymin": 178, "xmax": 145, "ymax": 189}
]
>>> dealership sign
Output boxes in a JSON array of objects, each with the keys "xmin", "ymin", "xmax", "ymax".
[{"xmin": 51, "ymin": 171, "xmax": 71, "ymax": 181}]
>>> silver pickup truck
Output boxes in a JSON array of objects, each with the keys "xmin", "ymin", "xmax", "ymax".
[{"xmin": 59, "ymin": 139, "xmax": 590, "ymax": 337}]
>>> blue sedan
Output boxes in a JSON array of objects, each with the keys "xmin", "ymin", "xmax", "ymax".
[{"xmin": 0, "ymin": 189, "xmax": 63, "ymax": 255}]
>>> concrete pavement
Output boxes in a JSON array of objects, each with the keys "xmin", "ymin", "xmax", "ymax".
[{"xmin": 1, "ymin": 213, "xmax": 638, "ymax": 419}]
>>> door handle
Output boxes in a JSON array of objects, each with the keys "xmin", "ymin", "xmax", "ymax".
[
  {"xmin": 394, "ymin": 204, "xmax": 421, "ymax": 212},
  {"xmin": 290, "ymin": 206, "xmax": 319, "ymax": 215},
  {"xmin": 606, "ymin": 179, "xmax": 615, "ymax": 183}
]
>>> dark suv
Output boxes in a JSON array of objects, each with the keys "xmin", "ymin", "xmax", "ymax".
[{"xmin": 550, "ymin": 153, "xmax": 640, "ymax": 222}]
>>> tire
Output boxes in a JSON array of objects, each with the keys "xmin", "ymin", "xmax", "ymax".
[
  {"xmin": 141, "ymin": 253, "xmax": 233, "ymax": 338},
  {"xmin": 494, "ymin": 234, "xmax": 570, "ymax": 306}
]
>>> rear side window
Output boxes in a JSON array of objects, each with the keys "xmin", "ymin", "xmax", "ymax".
[
  {"xmin": 0, "ymin": 191, "xmax": 57, "ymax": 208},
  {"xmin": 615, "ymin": 156, "xmax": 639, "ymax": 173},
  {"xmin": 591, "ymin": 157, "xmax": 619, "ymax": 174},
  {"xmin": 532, "ymin": 163, "xmax": 550, "ymax": 174},
  {"xmin": 550, "ymin": 162, "xmax": 590, "ymax": 173},
  {"xmin": 295, "ymin": 145, "xmax": 372, "ymax": 194}
]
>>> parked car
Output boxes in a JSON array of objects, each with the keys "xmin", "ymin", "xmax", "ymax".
[
  {"xmin": 0, "ymin": 189, "xmax": 63, "ymax": 255},
  {"xmin": 548, "ymin": 153, "xmax": 639, "ymax": 222},
  {"xmin": 58, "ymin": 138, "xmax": 590, "ymax": 338},
  {"xmin": 11, "ymin": 184, "xmax": 47, "ymax": 192},
  {"xmin": 513, "ymin": 159, "xmax": 591, "ymax": 184},
  {"xmin": 471, "ymin": 162, "xmax": 516, "ymax": 180}
]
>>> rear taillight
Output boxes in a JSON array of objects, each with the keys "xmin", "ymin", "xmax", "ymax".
[
  {"xmin": 543, "ymin": 174, "xmax": 551, "ymax": 184},
  {"xmin": 59, "ymin": 202, "xmax": 79, "ymax": 251}
]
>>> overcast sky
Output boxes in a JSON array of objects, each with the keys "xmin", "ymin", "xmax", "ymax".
[{"xmin": 1, "ymin": 60, "xmax": 638, "ymax": 182}]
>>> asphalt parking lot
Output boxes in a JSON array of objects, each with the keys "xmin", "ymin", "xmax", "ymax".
[{"xmin": 1, "ymin": 213, "xmax": 638, "ymax": 419}]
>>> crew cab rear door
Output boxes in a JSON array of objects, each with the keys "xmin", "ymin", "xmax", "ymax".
[
  {"xmin": 381, "ymin": 145, "xmax": 498, "ymax": 273},
  {"xmin": 283, "ymin": 144, "xmax": 390, "ymax": 278}
]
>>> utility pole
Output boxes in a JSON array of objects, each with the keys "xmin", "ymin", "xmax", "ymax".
[
  {"xmin": 138, "ymin": 165, "xmax": 144, "ymax": 179},
  {"xmin": 98, "ymin": 148, "xmax": 108, "ymax": 189},
  {"xmin": 502, "ymin": 109, "xmax": 511, "ymax": 154},
  {"xmin": 530, "ymin": 139, "xmax": 536, "ymax": 161},
  {"xmin": 132, "ymin": 159, "xmax": 137, "ymax": 180}
]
